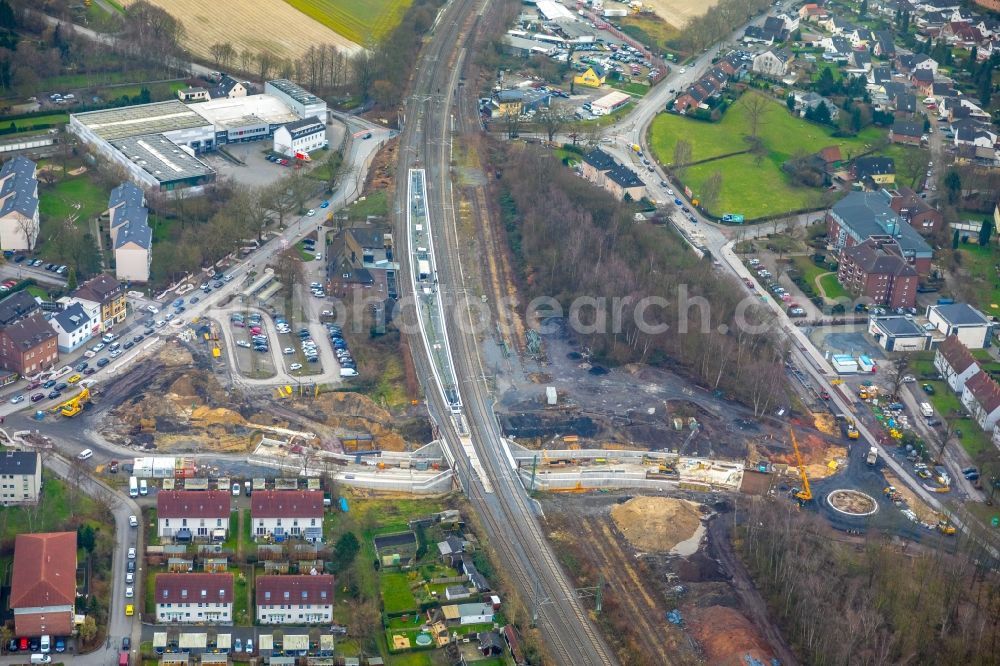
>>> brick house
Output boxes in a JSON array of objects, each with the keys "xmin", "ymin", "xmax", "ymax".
[
  {"xmin": 934, "ymin": 335, "xmax": 981, "ymax": 394},
  {"xmin": 11, "ymin": 532, "xmax": 77, "ymax": 636},
  {"xmin": 837, "ymin": 239, "xmax": 918, "ymax": 309},
  {"xmin": 889, "ymin": 120, "xmax": 924, "ymax": 146},
  {"xmin": 826, "ymin": 191, "xmax": 933, "ymax": 276},
  {"xmin": 888, "ymin": 187, "xmax": 943, "ymax": 235},
  {"xmin": 0, "ymin": 310, "xmax": 58, "ymax": 375},
  {"xmin": 255, "ymin": 575, "xmax": 335, "ymax": 624}
]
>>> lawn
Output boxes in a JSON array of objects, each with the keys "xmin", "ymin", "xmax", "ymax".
[
  {"xmin": 790, "ymin": 254, "xmax": 828, "ymax": 286},
  {"xmin": 610, "ymin": 80, "xmax": 650, "ymax": 96},
  {"xmin": 3, "ymin": 113, "xmax": 68, "ymax": 133},
  {"xmin": 681, "ymin": 152, "xmax": 824, "ymax": 219},
  {"xmin": 0, "ymin": 475, "xmax": 99, "ymax": 538},
  {"xmin": 924, "ymin": 380, "xmax": 963, "ymax": 417},
  {"xmin": 381, "ymin": 572, "xmax": 418, "ymax": 614},
  {"xmin": 282, "ymin": 0, "xmax": 410, "ymax": 43},
  {"xmin": 298, "ymin": 241, "xmax": 316, "ymax": 262},
  {"xmin": 955, "ymin": 242, "xmax": 1000, "ymax": 315},
  {"xmin": 346, "ymin": 189, "xmax": 389, "ymax": 221},
  {"xmin": 649, "ymin": 91, "xmax": 884, "ymax": 218},
  {"xmin": 883, "ymin": 143, "xmax": 931, "ymax": 190},
  {"xmin": 952, "ymin": 418, "xmax": 991, "ymax": 458},
  {"xmin": 39, "ymin": 173, "xmax": 109, "ymax": 227},
  {"xmin": 386, "ymin": 652, "xmax": 438, "ymax": 666},
  {"xmin": 818, "ymin": 272, "xmax": 848, "ymax": 300},
  {"xmin": 26, "ymin": 285, "xmax": 49, "ymax": 299}
]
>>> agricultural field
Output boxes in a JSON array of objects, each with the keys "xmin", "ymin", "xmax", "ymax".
[
  {"xmin": 119, "ymin": 0, "xmax": 361, "ymax": 61},
  {"xmin": 649, "ymin": 92, "xmax": 884, "ymax": 218},
  {"xmin": 284, "ymin": 0, "xmax": 411, "ymax": 45}
]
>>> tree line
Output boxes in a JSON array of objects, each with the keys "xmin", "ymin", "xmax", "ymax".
[
  {"xmin": 738, "ymin": 498, "xmax": 1000, "ymax": 665},
  {"xmin": 498, "ymin": 146, "xmax": 787, "ymax": 414},
  {"xmin": 676, "ymin": 0, "xmax": 772, "ymax": 53}
]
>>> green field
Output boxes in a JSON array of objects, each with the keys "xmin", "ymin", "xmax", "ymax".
[
  {"xmin": 3, "ymin": 113, "xmax": 69, "ymax": 133},
  {"xmin": 39, "ymin": 173, "xmax": 109, "ymax": 226},
  {"xmin": 649, "ymin": 92, "xmax": 884, "ymax": 218},
  {"xmin": 955, "ymin": 243, "xmax": 1000, "ymax": 315},
  {"xmin": 818, "ymin": 272, "xmax": 849, "ymax": 300},
  {"xmin": 283, "ymin": 0, "xmax": 410, "ymax": 43},
  {"xmin": 381, "ymin": 572, "xmax": 418, "ymax": 614}
]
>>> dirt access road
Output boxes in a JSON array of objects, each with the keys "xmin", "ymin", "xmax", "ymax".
[{"xmin": 709, "ymin": 516, "xmax": 800, "ymax": 666}]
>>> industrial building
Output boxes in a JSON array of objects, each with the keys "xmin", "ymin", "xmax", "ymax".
[{"xmin": 70, "ymin": 80, "xmax": 329, "ymax": 193}]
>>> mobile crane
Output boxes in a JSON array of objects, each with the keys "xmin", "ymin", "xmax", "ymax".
[
  {"xmin": 58, "ymin": 387, "xmax": 91, "ymax": 417},
  {"xmin": 789, "ymin": 428, "xmax": 812, "ymax": 503}
]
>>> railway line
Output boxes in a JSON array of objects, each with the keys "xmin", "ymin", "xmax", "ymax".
[{"xmin": 392, "ymin": 0, "xmax": 618, "ymax": 663}]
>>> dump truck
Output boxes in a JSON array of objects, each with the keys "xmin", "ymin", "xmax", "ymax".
[{"xmin": 866, "ymin": 446, "xmax": 879, "ymax": 465}]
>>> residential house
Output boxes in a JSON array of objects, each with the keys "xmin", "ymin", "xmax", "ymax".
[
  {"xmin": 826, "ymin": 191, "xmax": 934, "ymax": 275},
  {"xmin": 673, "ymin": 85, "xmax": 707, "ymax": 113},
  {"xmin": 888, "ymin": 186, "xmax": 942, "ymax": 234},
  {"xmin": 0, "ymin": 311, "xmax": 58, "ymax": 375},
  {"xmin": 890, "ymin": 119, "xmax": 925, "ymax": 145},
  {"xmin": 0, "ymin": 451, "xmax": 41, "ymax": 505},
  {"xmin": 799, "ymin": 3, "xmax": 829, "ymax": 21},
  {"xmin": 853, "ymin": 156, "xmax": 896, "ymax": 187},
  {"xmin": 752, "ymin": 48, "xmax": 794, "ymax": 78},
  {"xmin": 849, "ymin": 27, "xmax": 875, "ymax": 48},
  {"xmin": 934, "ymin": 335, "xmax": 981, "ymax": 393},
  {"xmin": 926, "ymin": 302, "xmax": 993, "ymax": 348},
  {"xmin": 851, "ymin": 51, "xmax": 873, "ymax": 71},
  {"xmin": 251, "ymin": 490, "xmax": 324, "ymax": 542},
  {"xmin": 573, "ymin": 66, "xmax": 605, "ymax": 88},
  {"xmin": 873, "ymin": 31, "xmax": 896, "ymax": 57},
  {"xmin": 897, "ymin": 53, "xmax": 939, "ymax": 75},
  {"xmin": 868, "ymin": 314, "xmax": 933, "ymax": 351},
  {"xmin": 209, "ymin": 75, "xmax": 252, "ymax": 99},
  {"xmin": 953, "ymin": 120, "xmax": 997, "ymax": 149},
  {"xmin": 961, "ymin": 372, "xmax": 1000, "ymax": 432},
  {"xmin": 581, "ymin": 148, "xmax": 617, "ymax": 185},
  {"xmin": 478, "ymin": 631, "xmax": 504, "ymax": 656},
  {"xmin": 273, "ymin": 118, "xmax": 328, "ymax": 158},
  {"xmin": 893, "ymin": 91, "xmax": 917, "ymax": 115},
  {"xmin": 793, "ymin": 91, "xmax": 838, "ymax": 118},
  {"xmin": 604, "ymin": 164, "xmax": 646, "ymax": 201},
  {"xmin": 0, "ymin": 291, "xmax": 38, "ymax": 326},
  {"xmin": 177, "ymin": 87, "xmax": 210, "ymax": 103},
  {"xmin": 868, "ymin": 65, "xmax": 892, "ymax": 93},
  {"xmin": 441, "ymin": 602, "xmax": 496, "ymax": 626},
  {"xmin": 490, "ymin": 88, "xmax": 551, "ymax": 117},
  {"xmin": 742, "ymin": 25, "xmax": 775, "ymax": 44},
  {"xmin": 49, "ymin": 302, "xmax": 99, "ymax": 353},
  {"xmin": 74, "ymin": 274, "xmax": 126, "ymax": 331},
  {"xmin": 154, "ymin": 572, "xmax": 233, "ymax": 623},
  {"xmin": 255, "ymin": 575, "xmax": 335, "ymax": 624},
  {"xmin": 325, "ymin": 226, "xmax": 397, "ymax": 297},
  {"xmin": 11, "ymin": 532, "xmax": 76, "ymax": 636},
  {"xmin": 763, "ymin": 15, "xmax": 790, "ymax": 41},
  {"xmin": 941, "ymin": 21, "xmax": 985, "ymax": 46},
  {"xmin": 837, "ymin": 238, "xmax": 918, "ymax": 308},
  {"xmin": 819, "ymin": 145, "xmax": 844, "ymax": 171},
  {"xmin": 822, "ymin": 16, "xmax": 854, "ymax": 34},
  {"xmin": 436, "ymin": 535, "xmax": 467, "ymax": 567},
  {"xmin": 822, "ymin": 35, "xmax": 853, "ymax": 60},
  {"xmin": 157, "ymin": 490, "xmax": 231, "ymax": 542},
  {"xmin": 910, "ymin": 68, "xmax": 935, "ymax": 95},
  {"xmin": 0, "ymin": 156, "xmax": 39, "ymax": 251},
  {"xmin": 107, "ymin": 182, "xmax": 151, "ymax": 283}
]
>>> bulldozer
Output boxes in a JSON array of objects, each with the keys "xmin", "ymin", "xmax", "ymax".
[{"xmin": 58, "ymin": 387, "xmax": 91, "ymax": 418}]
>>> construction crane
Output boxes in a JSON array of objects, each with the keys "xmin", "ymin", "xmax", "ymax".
[
  {"xmin": 58, "ymin": 387, "xmax": 91, "ymax": 418},
  {"xmin": 789, "ymin": 428, "xmax": 812, "ymax": 502}
]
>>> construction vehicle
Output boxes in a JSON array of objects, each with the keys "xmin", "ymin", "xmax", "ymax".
[
  {"xmin": 866, "ymin": 446, "xmax": 879, "ymax": 465},
  {"xmin": 789, "ymin": 429, "xmax": 812, "ymax": 502},
  {"xmin": 58, "ymin": 387, "xmax": 91, "ymax": 417},
  {"xmin": 883, "ymin": 486, "xmax": 903, "ymax": 504},
  {"xmin": 937, "ymin": 515, "xmax": 957, "ymax": 535}
]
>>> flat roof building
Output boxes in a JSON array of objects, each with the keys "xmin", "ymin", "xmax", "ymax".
[{"xmin": 265, "ymin": 79, "xmax": 327, "ymax": 123}]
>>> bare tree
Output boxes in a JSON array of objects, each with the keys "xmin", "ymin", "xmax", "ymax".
[
  {"xmin": 741, "ymin": 93, "xmax": 769, "ymax": 139},
  {"xmin": 239, "ymin": 48, "xmax": 253, "ymax": 74},
  {"xmin": 700, "ymin": 170, "xmax": 723, "ymax": 210},
  {"xmin": 535, "ymin": 106, "xmax": 568, "ymax": 143},
  {"xmin": 887, "ymin": 356, "xmax": 910, "ymax": 399},
  {"xmin": 673, "ymin": 139, "xmax": 693, "ymax": 178},
  {"xmin": 16, "ymin": 216, "xmax": 39, "ymax": 253},
  {"xmin": 255, "ymin": 51, "xmax": 274, "ymax": 82},
  {"xmin": 502, "ymin": 110, "xmax": 522, "ymax": 140}
]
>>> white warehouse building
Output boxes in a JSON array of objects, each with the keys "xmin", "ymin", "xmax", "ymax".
[
  {"xmin": 264, "ymin": 79, "xmax": 327, "ymax": 123},
  {"xmin": 273, "ymin": 118, "xmax": 328, "ymax": 158}
]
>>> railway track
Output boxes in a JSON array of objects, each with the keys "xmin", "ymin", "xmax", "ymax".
[{"xmin": 391, "ymin": 0, "xmax": 618, "ymax": 663}]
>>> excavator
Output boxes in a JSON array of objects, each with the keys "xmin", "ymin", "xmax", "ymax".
[
  {"xmin": 789, "ymin": 428, "xmax": 812, "ymax": 503},
  {"xmin": 58, "ymin": 387, "xmax": 91, "ymax": 417}
]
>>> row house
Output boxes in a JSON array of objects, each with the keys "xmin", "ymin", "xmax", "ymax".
[
  {"xmin": 255, "ymin": 575, "xmax": 335, "ymax": 624},
  {"xmin": 961, "ymin": 372, "xmax": 1000, "ymax": 432},
  {"xmin": 251, "ymin": 490, "xmax": 324, "ymax": 543},
  {"xmin": 887, "ymin": 186, "xmax": 943, "ymax": 235},
  {"xmin": 0, "ymin": 156, "xmax": 39, "ymax": 251},
  {"xmin": 74, "ymin": 274, "xmax": 127, "ymax": 332},
  {"xmin": 155, "ymin": 573, "xmax": 234, "ymax": 624},
  {"xmin": 157, "ymin": 490, "xmax": 231, "ymax": 542},
  {"xmin": 580, "ymin": 149, "xmax": 646, "ymax": 201}
]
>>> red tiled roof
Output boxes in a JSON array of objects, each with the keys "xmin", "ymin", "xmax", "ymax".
[
  {"xmin": 157, "ymin": 490, "xmax": 231, "ymax": 519},
  {"xmin": 965, "ymin": 372, "xmax": 1000, "ymax": 414},
  {"xmin": 251, "ymin": 490, "xmax": 323, "ymax": 519},
  {"xmin": 10, "ymin": 532, "xmax": 77, "ymax": 609},
  {"xmin": 937, "ymin": 336, "xmax": 979, "ymax": 375},
  {"xmin": 255, "ymin": 575, "xmax": 334, "ymax": 605},
  {"xmin": 14, "ymin": 610, "xmax": 73, "ymax": 637},
  {"xmin": 155, "ymin": 573, "xmax": 233, "ymax": 605}
]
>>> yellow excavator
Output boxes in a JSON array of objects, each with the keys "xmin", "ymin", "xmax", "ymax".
[
  {"xmin": 790, "ymin": 428, "xmax": 812, "ymax": 502},
  {"xmin": 59, "ymin": 387, "xmax": 91, "ymax": 417}
]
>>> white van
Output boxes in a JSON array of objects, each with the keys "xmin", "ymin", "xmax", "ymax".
[
  {"xmin": 920, "ymin": 402, "xmax": 934, "ymax": 418},
  {"xmin": 139, "ymin": 479, "xmax": 149, "ymax": 496},
  {"xmin": 340, "ymin": 368, "xmax": 358, "ymax": 378},
  {"xmin": 128, "ymin": 476, "xmax": 139, "ymax": 498},
  {"xmin": 31, "ymin": 654, "xmax": 51, "ymax": 664},
  {"xmin": 40, "ymin": 635, "xmax": 50, "ymax": 653},
  {"xmin": 77, "ymin": 449, "xmax": 93, "ymax": 460}
]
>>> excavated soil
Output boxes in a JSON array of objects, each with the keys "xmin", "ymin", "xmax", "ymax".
[
  {"xmin": 828, "ymin": 489, "xmax": 877, "ymax": 515},
  {"xmin": 767, "ymin": 430, "xmax": 847, "ymax": 480},
  {"xmin": 687, "ymin": 605, "xmax": 776, "ymax": 666},
  {"xmin": 610, "ymin": 496, "xmax": 702, "ymax": 553}
]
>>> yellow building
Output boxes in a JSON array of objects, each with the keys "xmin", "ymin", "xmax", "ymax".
[
  {"xmin": 574, "ymin": 66, "xmax": 606, "ymax": 88},
  {"xmin": 74, "ymin": 274, "xmax": 127, "ymax": 332}
]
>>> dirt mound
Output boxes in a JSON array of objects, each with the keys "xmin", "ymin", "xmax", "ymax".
[
  {"xmin": 768, "ymin": 430, "xmax": 847, "ymax": 479},
  {"xmin": 687, "ymin": 605, "xmax": 775, "ymax": 666},
  {"xmin": 191, "ymin": 406, "xmax": 246, "ymax": 426},
  {"xmin": 610, "ymin": 496, "xmax": 701, "ymax": 553},
  {"xmin": 292, "ymin": 392, "xmax": 409, "ymax": 451}
]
